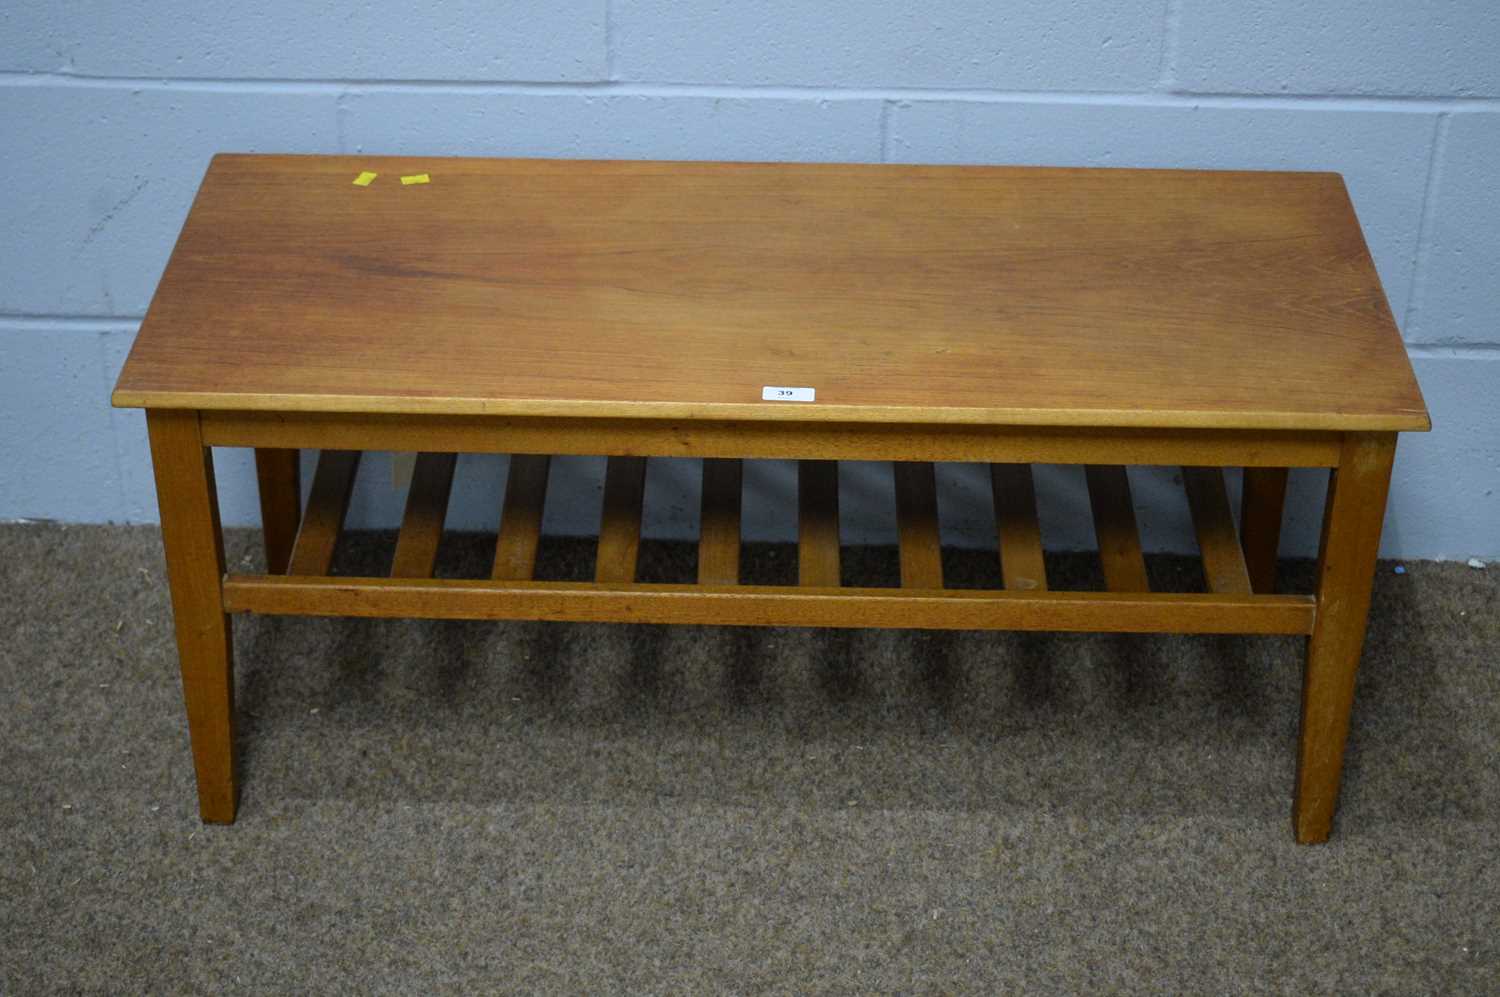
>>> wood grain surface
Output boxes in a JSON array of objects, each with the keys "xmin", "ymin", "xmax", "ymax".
[
  {"xmin": 798, "ymin": 460, "xmax": 842, "ymax": 587},
  {"xmin": 1086, "ymin": 465, "xmax": 1151, "ymax": 593},
  {"xmin": 491, "ymin": 454, "xmax": 550, "ymax": 581},
  {"xmin": 200, "ymin": 411, "xmax": 1347, "ymax": 467},
  {"xmin": 697, "ymin": 458, "xmax": 743, "ymax": 585},
  {"xmin": 595, "ymin": 456, "xmax": 647, "ymax": 583},
  {"xmin": 114, "ymin": 155, "xmax": 1428, "ymax": 432},
  {"xmin": 389, "ymin": 452, "xmax": 456, "ymax": 579},
  {"xmin": 1241, "ymin": 466, "xmax": 1290, "ymax": 594},
  {"xmin": 222, "ymin": 575, "xmax": 1318, "ymax": 636},
  {"xmin": 1295, "ymin": 433, "xmax": 1398, "ymax": 843},
  {"xmin": 894, "ymin": 461, "xmax": 944, "ymax": 589},
  {"xmin": 147, "ymin": 410, "xmax": 237, "ymax": 823},
  {"xmin": 253, "ymin": 448, "xmax": 300, "ymax": 575},
  {"xmin": 990, "ymin": 463, "xmax": 1048, "ymax": 592},
  {"xmin": 287, "ymin": 450, "xmax": 360, "ymax": 577},
  {"xmin": 1182, "ymin": 467, "xmax": 1253, "ymax": 595}
]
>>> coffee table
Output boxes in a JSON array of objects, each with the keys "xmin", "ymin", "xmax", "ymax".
[{"xmin": 113, "ymin": 154, "xmax": 1429, "ymax": 842}]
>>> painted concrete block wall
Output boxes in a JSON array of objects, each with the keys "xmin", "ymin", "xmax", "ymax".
[{"xmin": 2, "ymin": 1, "xmax": 1497, "ymax": 559}]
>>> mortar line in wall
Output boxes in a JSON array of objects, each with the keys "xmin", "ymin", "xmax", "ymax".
[
  {"xmin": 335, "ymin": 91, "xmax": 349, "ymax": 153},
  {"xmin": 9, "ymin": 316, "xmax": 1491, "ymax": 354},
  {"xmin": 1406, "ymin": 343, "xmax": 1500, "ymax": 358},
  {"xmin": 0, "ymin": 314, "xmax": 144, "ymax": 331},
  {"xmin": 1401, "ymin": 113, "xmax": 1451, "ymax": 339},
  {"xmin": 603, "ymin": 0, "xmax": 616, "ymax": 81},
  {"xmin": 3, "ymin": 71, "xmax": 1498, "ymax": 112},
  {"xmin": 1155, "ymin": 0, "xmax": 1182, "ymax": 91},
  {"xmin": 89, "ymin": 328, "xmax": 133, "ymax": 518}
]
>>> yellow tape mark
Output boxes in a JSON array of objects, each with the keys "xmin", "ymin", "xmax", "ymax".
[
  {"xmin": 352, "ymin": 171, "xmax": 378, "ymax": 187},
  {"xmin": 400, "ymin": 173, "xmax": 431, "ymax": 186}
]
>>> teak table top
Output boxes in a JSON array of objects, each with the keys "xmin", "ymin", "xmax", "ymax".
[{"xmin": 113, "ymin": 154, "xmax": 1428, "ymax": 432}]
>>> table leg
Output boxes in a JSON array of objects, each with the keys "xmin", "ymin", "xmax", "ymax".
[
  {"xmin": 254, "ymin": 448, "xmax": 301, "ymax": 574},
  {"xmin": 1240, "ymin": 467, "xmax": 1288, "ymax": 594},
  {"xmin": 1294, "ymin": 433, "xmax": 1395, "ymax": 844},
  {"xmin": 148, "ymin": 410, "xmax": 238, "ymax": 823}
]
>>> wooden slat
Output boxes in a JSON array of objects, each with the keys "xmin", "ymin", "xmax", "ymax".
[
  {"xmin": 1241, "ymin": 466, "xmax": 1289, "ymax": 594},
  {"xmin": 287, "ymin": 450, "xmax": 360, "ymax": 576},
  {"xmin": 1085, "ymin": 464, "xmax": 1150, "ymax": 593},
  {"xmin": 894, "ymin": 461, "xmax": 943, "ymax": 589},
  {"xmin": 389, "ymin": 452, "xmax": 456, "ymax": 579},
  {"xmin": 224, "ymin": 575, "xmax": 1317, "ymax": 636},
  {"xmin": 492, "ymin": 454, "xmax": 551, "ymax": 581},
  {"xmin": 798, "ymin": 460, "xmax": 841, "ymax": 587},
  {"xmin": 1183, "ymin": 466, "xmax": 1253, "ymax": 595},
  {"xmin": 202, "ymin": 412, "xmax": 1347, "ymax": 469},
  {"xmin": 698, "ymin": 458, "xmax": 742, "ymax": 585},
  {"xmin": 990, "ymin": 463, "xmax": 1047, "ymax": 591},
  {"xmin": 253, "ymin": 448, "xmax": 301, "ymax": 575},
  {"xmin": 596, "ymin": 456, "xmax": 647, "ymax": 583}
]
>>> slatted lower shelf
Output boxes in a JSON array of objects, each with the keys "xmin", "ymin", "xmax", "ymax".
[
  {"xmin": 259, "ymin": 449, "xmax": 1305, "ymax": 635},
  {"xmin": 223, "ymin": 576, "xmax": 1315, "ymax": 634}
]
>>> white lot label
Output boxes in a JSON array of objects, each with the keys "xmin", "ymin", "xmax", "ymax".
[{"xmin": 761, "ymin": 386, "xmax": 816, "ymax": 402}]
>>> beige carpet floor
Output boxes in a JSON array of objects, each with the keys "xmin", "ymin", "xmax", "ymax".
[{"xmin": 2, "ymin": 524, "xmax": 1496, "ymax": 993}]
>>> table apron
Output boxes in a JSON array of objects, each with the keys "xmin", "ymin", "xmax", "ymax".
[{"xmin": 198, "ymin": 412, "xmax": 1342, "ymax": 467}]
